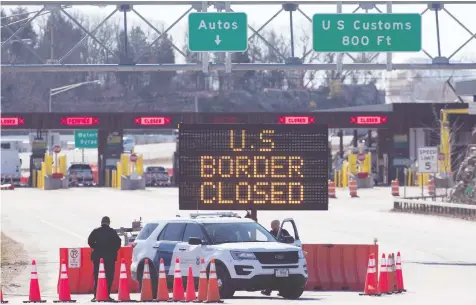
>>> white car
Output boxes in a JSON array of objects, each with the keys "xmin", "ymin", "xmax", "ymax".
[{"xmin": 130, "ymin": 213, "xmax": 307, "ymax": 299}]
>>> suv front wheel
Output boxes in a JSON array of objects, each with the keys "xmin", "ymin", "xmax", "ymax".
[
  {"xmin": 209, "ymin": 264, "xmax": 235, "ymax": 299},
  {"xmin": 278, "ymin": 283, "xmax": 304, "ymax": 299}
]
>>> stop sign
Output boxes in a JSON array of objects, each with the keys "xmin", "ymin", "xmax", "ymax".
[
  {"xmin": 357, "ymin": 154, "xmax": 366, "ymax": 161},
  {"xmin": 130, "ymin": 154, "xmax": 138, "ymax": 162},
  {"xmin": 53, "ymin": 145, "xmax": 61, "ymax": 154}
]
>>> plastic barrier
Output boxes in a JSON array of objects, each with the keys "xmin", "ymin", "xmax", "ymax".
[
  {"xmin": 61, "ymin": 244, "xmax": 377, "ymax": 294},
  {"xmin": 303, "ymin": 244, "xmax": 378, "ymax": 291},
  {"xmin": 58, "ymin": 247, "xmax": 140, "ymax": 294}
]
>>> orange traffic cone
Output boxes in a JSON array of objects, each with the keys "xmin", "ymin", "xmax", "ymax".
[
  {"xmin": 185, "ymin": 265, "xmax": 196, "ymax": 302},
  {"xmin": 205, "ymin": 259, "xmax": 223, "ymax": 303},
  {"xmin": 93, "ymin": 258, "xmax": 109, "ymax": 302},
  {"xmin": 359, "ymin": 254, "xmax": 381, "ymax": 296},
  {"xmin": 156, "ymin": 258, "xmax": 169, "ymax": 301},
  {"xmin": 117, "ymin": 259, "xmax": 132, "ymax": 302},
  {"xmin": 54, "ymin": 260, "xmax": 76, "ymax": 303},
  {"xmin": 395, "ymin": 252, "xmax": 406, "ymax": 293},
  {"xmin": 172, "ymin": 258, "xmax": 185, "ymax": 301},
  {"xmin": 377, "ymin": 254, "xmax": 389, "ymax": 294},
  {"xmin": 140, "ymin": 259, "xmax": 153, "ymax": 302},
  {"xmin": 1, "ymin": 288, "xmax": 8, "ymax": 304},
  {"xmin": 197, "ymin": 258, "xmax": 208, "ymax": 302},
  {"xmin": 23, "ymin": 260, "xmax": 46, "ymax": 303},
  {"xmin": 389, "ymin": 253, "xmax": 398, "ymax": 293}
]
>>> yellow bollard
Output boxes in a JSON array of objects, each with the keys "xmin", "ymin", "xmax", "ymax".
[
  {"xmin": 59, "ymin": 155, "xmax": 67, "ymax": 175},
  {"xmin": 120, "ymin": 154, "xmax": 129, "ymax": 176},
  {"xmin": 112, "ymin": 170, "xmax": 117, "ymax": 188},
  {"xmin": 117, "ymin": 162, "xmax": 122, "ymax": 189},
  {"xmin": 342, "ymin": 161, "xmax": 349, "ymax": 188},
  {"xmin": 45, "ymin": 154, "xmax": 53, "ymax": 176},
  {"xmin": 348, "ymin": 154, "xmax": 357, "ymax": 175},
  {"xmin": 32, "ymin": 169, "xmax": 37, "ymax": 188},
  {"xmin": 137, "ymin": 155, "xmax": 144, "ymax": 176},
  {"xmin": 105, "ymin": 169, "xmax": 110, "ymax": 187},
  {"xmin": 36, "ymin": 170, "xmax": 41, "ymax": 189}
]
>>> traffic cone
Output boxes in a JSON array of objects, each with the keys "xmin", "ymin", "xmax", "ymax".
[
  {"xmin": 140, "ymin": 259, "xmax": 154, "ymax": 302},
  {"xmin": 93, "ymin": 258, "xmax": 109, "ymax": 302},
  {"xmin": 359, "ymin": 254, "xmax": 381, "ymax": 296},
  {"xmin": 395, "ymin": 252, "xmax": 407, "ymax": 293},
  {"xmin": 185, "ymin": 265, "xmax": 196, "ymax": 302},
  {"xmin": 377, "ymin": 254, "xmax": 389, "ymax": 294},
  {"xmin": 389, "ymin": 253, "xmax": 398, "ymax": 293},
  {"xmin": 117, "ymin": 259, "xmax": 133, "ymax": 302},
  {"xmin": 156, "ymin": 258, "xmax": 169, "ymax": 301},
  {"xmin": 23, "ymin": 260, "xmax": 46, "ymax": 303},
  {"xmin": 54, "ymin": 260, "xmax": 76, "ymax": 303},
  {"xmin": 1, "ymin": 288, "xmax": 8, "ymax": 303},
  {"xmin": 172, "ymin": 258, "xmax": 185, "ymax": 301},
  {"xmin": 205, "ymin": 259, "xmax": 223, "ymax": 303},
  {"xmin": 196, "ymin": 258, "xmax": 208, "ymax": 302}
]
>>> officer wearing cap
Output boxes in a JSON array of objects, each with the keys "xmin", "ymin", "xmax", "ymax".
[{"xmin": 88, "ymin": 216, "xmax": 122, "ymax": 301}]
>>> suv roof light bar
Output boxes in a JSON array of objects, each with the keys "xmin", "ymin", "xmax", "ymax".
[{"xmin": 189, "ymin": 212, "xmax": 240, "ymax": 219}]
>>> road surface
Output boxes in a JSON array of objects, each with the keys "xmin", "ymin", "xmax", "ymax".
[{"xmin": 1, "ymin": 187, "xmax": 475, "ymax": 305}]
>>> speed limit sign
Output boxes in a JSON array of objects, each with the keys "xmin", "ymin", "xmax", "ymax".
[{"xmin": 418, "ymin": 147, "xmax": 438, "ymax": 173}]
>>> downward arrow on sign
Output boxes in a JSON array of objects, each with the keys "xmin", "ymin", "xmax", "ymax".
[{"xmin": 214, "ymin": 35, "xmax": 221, "ymax": 45}]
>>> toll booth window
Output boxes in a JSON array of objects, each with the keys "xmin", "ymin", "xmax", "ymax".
[
  {"xmin": 159, "ymin": 223, "xmax": 186, "ymax": 241},
  {"xmin": 1, "ymin": 143, "xmax": 11, "ymax": 149},
  {"xmin": 182, "ymin": 223, "xmax": 205, "ymax": 242},
  {"xmin": 136, "ymin": 223, "xmax": 159, "ymax": 240}
]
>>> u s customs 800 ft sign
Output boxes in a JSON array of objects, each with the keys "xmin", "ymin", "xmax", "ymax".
[{"xmin": 178, "ymin": 124, "xmax": 328, "ymax": 211}]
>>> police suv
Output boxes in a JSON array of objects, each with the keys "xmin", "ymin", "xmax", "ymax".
[{"xmin": 131, "ymin": 213, "xmax": 307, "ymax": 299}]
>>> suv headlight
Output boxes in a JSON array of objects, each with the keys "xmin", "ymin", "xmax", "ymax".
[
  {"xmin": 230, "ymin": 251, "xmax": 256, "ymax": 260},
  {"xmin": 298, "ymin": 250, "xmax": 305, "ymax": 259}
]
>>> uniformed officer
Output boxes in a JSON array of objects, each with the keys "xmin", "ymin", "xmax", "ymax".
[
  {"xmin": 269, "ymin": 220, "xmax": 290, "ymax": 239},
  {"xmin": 262, "ymin": 220, "xmax": 291, "ymax": 296},
  {"xmin": 87, "ymin": 216, "xmax": 122, "ymax": 301}
]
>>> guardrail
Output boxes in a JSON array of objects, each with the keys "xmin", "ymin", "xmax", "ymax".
[{"xmin": 393, "ymin": 199, "xmax": 476, "ymax": 220}]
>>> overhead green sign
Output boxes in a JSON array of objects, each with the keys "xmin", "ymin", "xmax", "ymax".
[
  {"xmin": 312, "ymin": 13, "xmax": 422, "ymax": 52},
  {"xmin": 188, "ymin": 12, "xmax": 248, "ymax": 52},
  {"xmin": 74, "ymin": 130, "xmax": 98, "ymax": 149}
]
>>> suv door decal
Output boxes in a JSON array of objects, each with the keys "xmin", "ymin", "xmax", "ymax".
[{"xmin": 152, "ymin": 241, "xmax": 180, "ymax": 273}]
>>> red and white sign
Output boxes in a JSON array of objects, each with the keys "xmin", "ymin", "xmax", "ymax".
[
  {"xmin": 350, "ymin": 116, "xmax": 388, "ymax": 125},
  {"xmin": 134, "ymin": 116, "xmax": 171, "ymax": 126},
  {"xmin": 53, "ymin": 145, "xmax": 62, "ymax": 153},
  {"xmin": 357, "ymin": 154, "xmax": 366, "ymax": 161},
  {"xmin": 60, "ymin": 116, "xmax": 99, "ymax": 126},
  {"xmin": 130, "ymin": 154, "xmax": 138, "ymax": 162},
  {"xmin": 278, "ymin": 116, "xmax": 316, "ymax": 124},
  {"xmin": 1, "ymin": 117, "xmax": 25, "ymax": 126},
  {"xmin": 438, "ymin": 153, "xmax": 445, "ymax": 161}
]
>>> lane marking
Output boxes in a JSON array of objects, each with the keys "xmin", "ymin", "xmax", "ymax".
[{"xmin": 36, "ymin": 217, "xmax": 84, "ymax": 241}]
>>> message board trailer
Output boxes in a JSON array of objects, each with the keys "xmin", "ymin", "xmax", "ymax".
[{"xmin": 178, "ymin": 124, "xmax": 329, "ymax": 211}]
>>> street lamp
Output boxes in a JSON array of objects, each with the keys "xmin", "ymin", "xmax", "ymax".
[{"xmin": 47, "ymin": 80, "xmax": 101, "ymax": 152}]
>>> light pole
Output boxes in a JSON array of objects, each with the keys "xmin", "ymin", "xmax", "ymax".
[{"xmin": 47, "ymin": 80, "xmax": 101, "ymax": 152}]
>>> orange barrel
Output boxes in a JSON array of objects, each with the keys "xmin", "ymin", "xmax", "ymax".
[
  {"xmin": 349, "ymin": 179, "xmax": 358, "ymax": 198},
  {"xmin": 391, "ymin": 180, "xmax": 400, "ymax": 196},
  {"xmin": 328, "ymin": 180, "xmax": 336, "ymax": 198}
]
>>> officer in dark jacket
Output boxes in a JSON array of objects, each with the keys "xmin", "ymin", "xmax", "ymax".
[{"xmin": 88, "ymin": 216, "xmax": 122, "ymax": 301}]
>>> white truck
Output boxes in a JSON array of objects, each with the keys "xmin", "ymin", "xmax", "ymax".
[{"xmin": 1, "ymin": 141, "xmax": 22, "ymax": 185}]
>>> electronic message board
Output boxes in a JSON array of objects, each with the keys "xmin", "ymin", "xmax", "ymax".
[{"xmin": 178, "ymin": 124, "xmax": 329, "ymax": 211}]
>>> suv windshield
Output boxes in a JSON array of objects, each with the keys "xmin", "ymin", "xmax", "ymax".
[
  {"xmin": 69, "ymin": 164, "xmax": 92, "ymax": 174},
  {"xmin": 147, "ymin": 167, "xmax": 166, "ymax": 172},
  {"xmin": 203, "ymin": 222, "xmax": 276, "ymax": 244}
]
